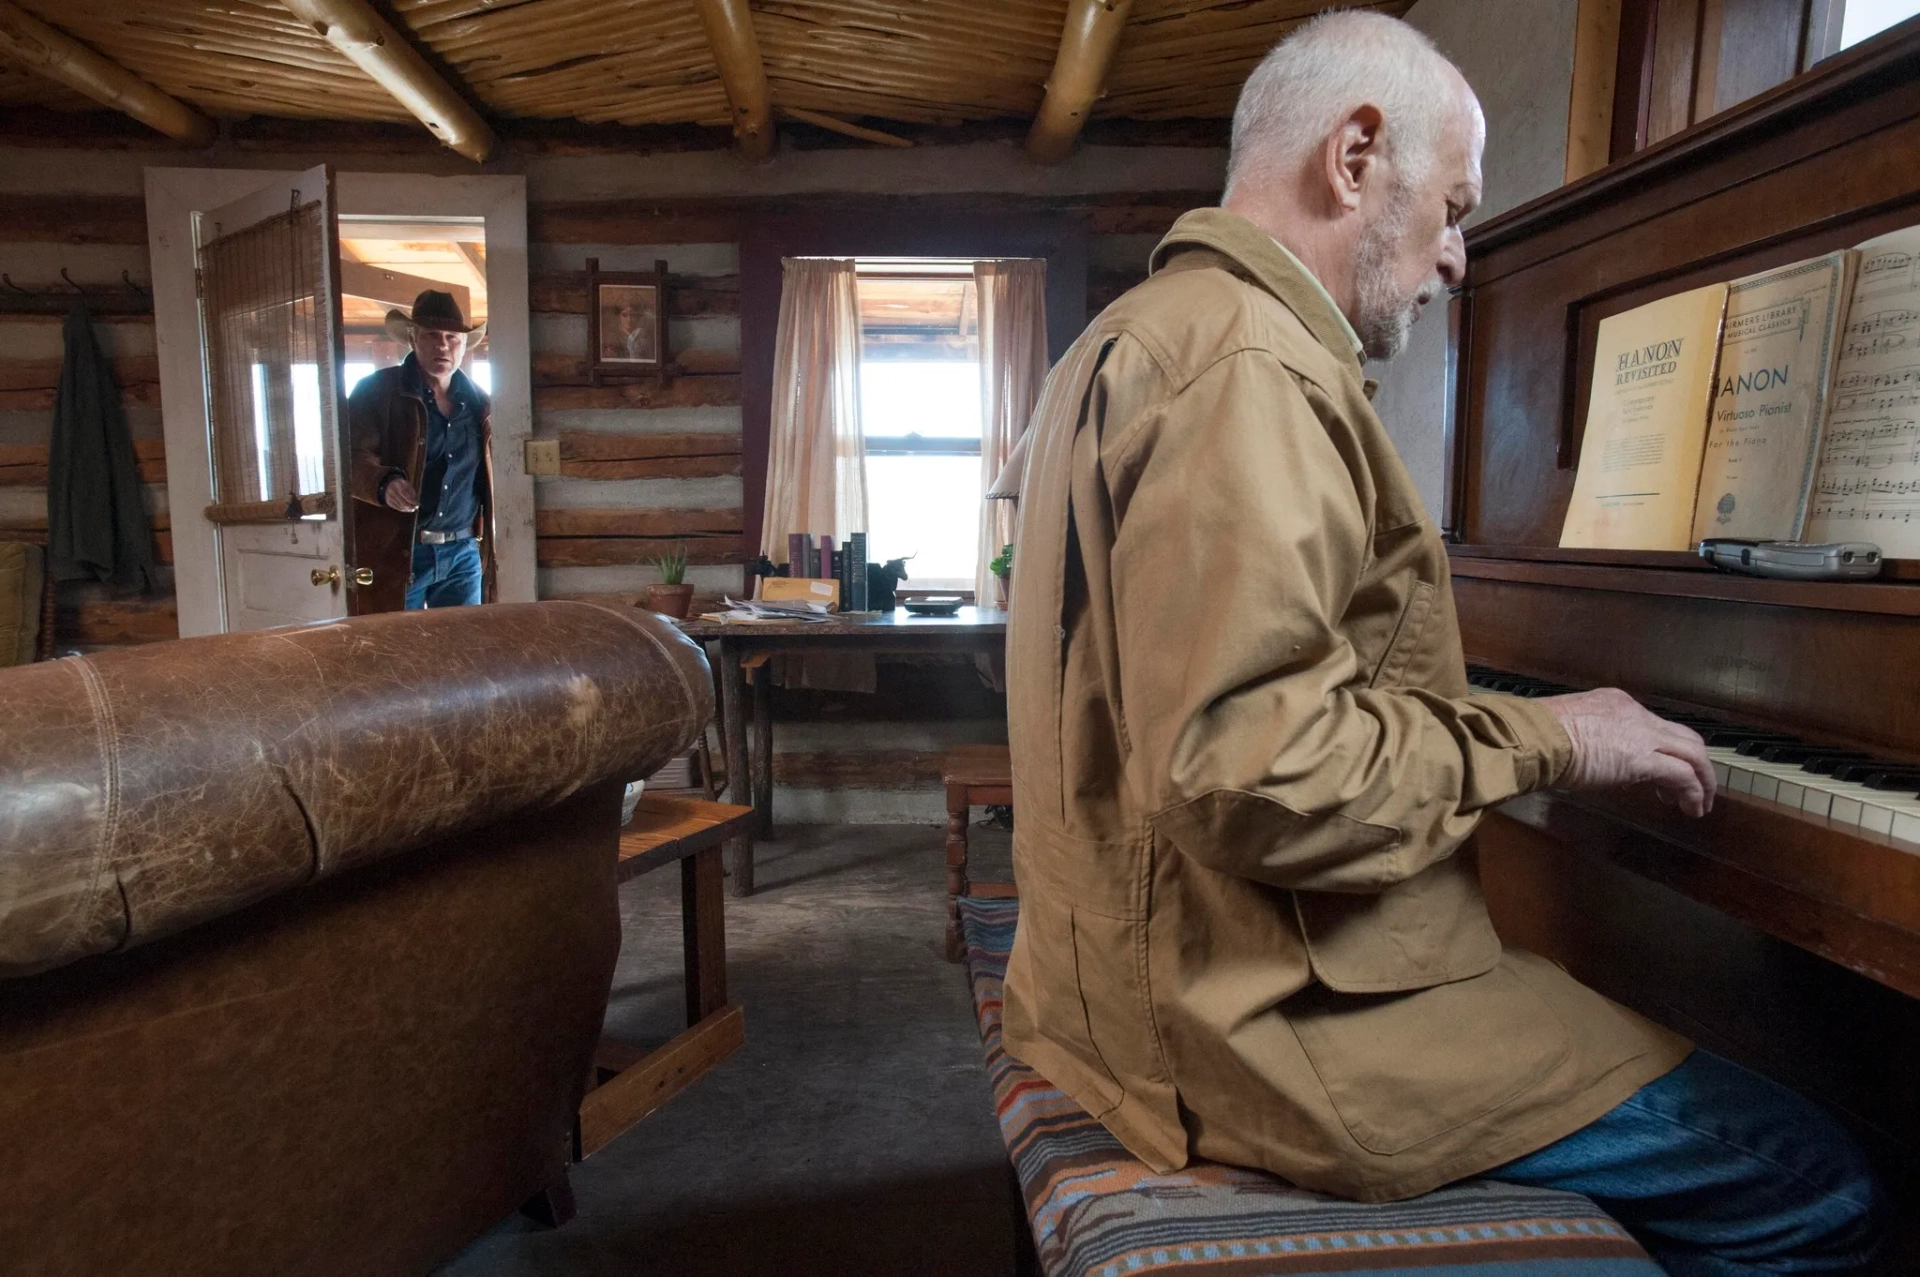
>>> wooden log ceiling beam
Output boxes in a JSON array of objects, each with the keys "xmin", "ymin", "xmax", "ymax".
[
  {"xmin": 692, "ymin": 0, "xmax": 774, "ymax": 161},
  {"xmin": 0, "ymin": 1, "xmax": 215, "ymax": 146},
  {"xmin": 1028, "ymin": 0, "xmax": 1134, "ymax": 164},
  {"xmin": 279, "ymin": 0, "xmax": 496, "ymax": 162}
]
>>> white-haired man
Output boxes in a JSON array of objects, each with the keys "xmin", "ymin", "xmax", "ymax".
[{"xmin": 1002, "ymin": 11, "xmax": 1880, "ymax": 1272}]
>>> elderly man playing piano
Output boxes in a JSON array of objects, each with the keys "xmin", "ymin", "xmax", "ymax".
[{"xmin": 1002, "ymin": 11, "xmax": 1881, "ymax": 1274}]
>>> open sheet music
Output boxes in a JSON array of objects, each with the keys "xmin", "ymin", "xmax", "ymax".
[{"xmin": 1806, "ymin": 226, "xmax": 1920, "ymax": 555}]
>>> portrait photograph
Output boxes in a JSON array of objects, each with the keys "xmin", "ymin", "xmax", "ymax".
[{"xmin": 596, "ymin": 283, "xmax": 660, "ymax": 364}]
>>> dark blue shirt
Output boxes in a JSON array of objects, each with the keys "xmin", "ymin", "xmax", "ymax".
[{"xmin": 407, "ymin": 354, "xmax": 485, "ymax": 534}]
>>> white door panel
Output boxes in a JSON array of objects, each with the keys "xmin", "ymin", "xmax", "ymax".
[
  {"xmin": 194, "ymin": 164, "xmax": 349, "ymax": 633},
  {"xmin": 222, "ymin": 521, "xmax": 344, "ymax": 630}
]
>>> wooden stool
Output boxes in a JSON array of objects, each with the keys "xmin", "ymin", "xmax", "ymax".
[
  {"xmin": 575, "ymin": 796, "xmax": 754, "ymax": 1161},
  {"xmin": 943, "ymin": 744, "xmax": 1015, "ymax": 962}
]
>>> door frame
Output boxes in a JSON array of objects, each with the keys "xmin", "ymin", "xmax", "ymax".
[{"xmin": 146, "ymin": 168, "xmax": 535, "ymax": 637}]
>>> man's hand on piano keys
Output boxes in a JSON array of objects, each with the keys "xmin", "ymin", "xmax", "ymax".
[{"xmin": 1541, "ymin": 688, "xmax": 1718, "ymax": 818}]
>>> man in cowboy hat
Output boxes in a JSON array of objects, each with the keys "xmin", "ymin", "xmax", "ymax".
[{"xmin": 348, "ymin": 289, "xmax": 495, "ymax": 610}]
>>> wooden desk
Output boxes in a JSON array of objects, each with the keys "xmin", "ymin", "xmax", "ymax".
[{"xmin": 676, "ymin": 607, "xmax": 1008, "ymax": 895}]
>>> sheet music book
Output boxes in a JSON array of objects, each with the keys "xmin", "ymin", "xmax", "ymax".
[
  {"xmin": 1561, "ymin": 282, "xmax": 1730, "ymax": 550},
  {"xmin": 1692, "ymin": 252, "xmax": 1858, "ymax": 542},
  {"xmin": 1804, "ymin": 225, "xmax": 1920, "ymax": 556}
]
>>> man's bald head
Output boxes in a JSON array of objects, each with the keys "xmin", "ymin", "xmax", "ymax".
[{"xmin": 1220, "ymin": 10, "xmax": 1484, "ymax": 361}]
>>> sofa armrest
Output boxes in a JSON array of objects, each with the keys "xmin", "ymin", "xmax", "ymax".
[{"xmin": 0, "ymin": 601, "xmax": 712, "ymax": 977}]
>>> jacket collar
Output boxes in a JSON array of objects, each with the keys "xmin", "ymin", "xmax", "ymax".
[{"xmin": 1150, "ymin": 207, "xmax": 1366, "ymax": 377}]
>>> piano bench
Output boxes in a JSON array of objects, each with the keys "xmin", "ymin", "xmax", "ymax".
[{"xmin": 956, "ymin": 895, "xmax": 1665, "ymax": 1277}]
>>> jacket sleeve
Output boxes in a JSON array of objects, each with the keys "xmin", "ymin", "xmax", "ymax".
[
  {"xmin": 1107, "ymin": 349, "xmax": 1570, "ymax": 893},
  {"xmin": 347, "ymin": 379, "xmax": 398, "ymax": 507}
]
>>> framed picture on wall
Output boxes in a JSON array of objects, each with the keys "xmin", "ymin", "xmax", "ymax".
[{"xmin": 586, "ymin": 257, "xmax": 670, "ymax": 383}]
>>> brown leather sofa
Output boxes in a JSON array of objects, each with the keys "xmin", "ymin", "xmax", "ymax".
[{"xmin": 0, "ymin": 601, "xmax": 712, "ymax": 1277}]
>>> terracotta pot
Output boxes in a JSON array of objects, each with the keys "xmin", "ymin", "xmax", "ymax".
[{"xmin": 644, "ymin": 583, "xmax": 695, "ymax": 618}]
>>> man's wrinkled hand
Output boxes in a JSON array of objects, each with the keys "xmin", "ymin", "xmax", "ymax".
[
  {"xmin": 383, "ymin": 477, "xmax": 420, "ymax": 513},
  {"xmin": 1541, "ymin": 687, "xmax": 1716, "ymax": 818}
]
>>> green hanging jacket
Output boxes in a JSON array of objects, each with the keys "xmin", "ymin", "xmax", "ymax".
[{"xmin": 47, "ymin": 302, "xmax": 154, "ymax": 593}]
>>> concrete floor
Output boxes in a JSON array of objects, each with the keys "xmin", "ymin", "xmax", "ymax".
[{"xmin": 439, "ymin": 822, "xmax": 1019, "ymax": 1277}]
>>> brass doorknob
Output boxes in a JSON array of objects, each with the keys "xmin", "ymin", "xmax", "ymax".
[
  {"xmin": 311, "ymin": 566, "xmax": 340, "ymax": 587},
  {"xmin": 350, "ymin": 566, "xmax": 374, "ymax": 587}
]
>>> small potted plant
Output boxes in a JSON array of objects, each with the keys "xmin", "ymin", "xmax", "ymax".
[
  {"xmin": 989, "ymin": 543, "xmax": 1014, "ymax": 607},
  {"xmin": 645, "ymin": 543, "xmax": 694, "ymax": 618}
]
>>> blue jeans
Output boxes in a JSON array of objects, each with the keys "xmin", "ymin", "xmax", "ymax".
[
  {"xmin": 1485, "ymin": 1050, "xmax": 1883, "ymax": 1274},
  {"xmin": 405, "ymin": 539, "xmax": 483, "ymax": 609}
]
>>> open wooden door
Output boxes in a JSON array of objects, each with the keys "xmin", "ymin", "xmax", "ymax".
[{"xmin": 194, "ymin": 165, "xmax": 354, "ymax": 631}]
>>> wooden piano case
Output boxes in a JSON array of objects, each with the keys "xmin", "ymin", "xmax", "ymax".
[{"xmin": 1450, "ymin": 18, "xmax": 1920, "ymax": 1235}]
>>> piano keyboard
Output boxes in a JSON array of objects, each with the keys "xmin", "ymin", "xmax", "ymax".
[{"xmin": 1467, "ymin": 666, "xmax": 1920, "ymax": 846}]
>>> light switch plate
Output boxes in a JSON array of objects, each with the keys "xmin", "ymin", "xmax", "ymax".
[{"xmin": 524, "ymin": 438, "xmax": 560, "ymax": 475}]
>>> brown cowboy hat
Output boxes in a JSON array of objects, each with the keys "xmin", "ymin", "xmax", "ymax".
[{"xmin": 384, "ymin": 289, "xmax": 486, "ymax": 345}]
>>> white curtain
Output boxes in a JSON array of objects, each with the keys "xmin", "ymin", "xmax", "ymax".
[
  {"xmin": 761, "ymin": 258, "xmax": 868, "ymax": 563},
  {"xmin": 974, "ymin": 259, "xmax": 1048, "ymax": 603}
]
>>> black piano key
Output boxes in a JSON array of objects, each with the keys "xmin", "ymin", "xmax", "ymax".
[
  {"xmin": 1705, "ymin": 729, "xmax": 1798, "ymax": 749},
  {"xmin": 1831, "ymin": 760, "xmax": 1908, "ymax": 783},
  {"xmin": 1860, "ymin": 771, "xmax": 1920, "ymax": 791},
  {"xmin": 1736, "ymin": 735, "xmax": 1808, "ymax": 757},
  {"xmin": 1757, "ymin": 744, "xmax": 1868, "ymax": 765}
]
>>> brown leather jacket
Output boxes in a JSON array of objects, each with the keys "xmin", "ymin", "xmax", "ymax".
[
  {"xmin": 347, "ymin": 357, "xmax": 497, "ymax": 612},
  {"xmin": 1002, "ymin": 208, "xmax": 1689, "ymax": 1203}
]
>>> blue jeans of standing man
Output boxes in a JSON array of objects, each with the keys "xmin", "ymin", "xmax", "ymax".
[
  {"xmin": 405, "ymin": 539, "xmax": 483, "ymax": 609},
  {"xmin": 1484, "ymin": 1050, "xmax": 1883, "ymax": 1274}
]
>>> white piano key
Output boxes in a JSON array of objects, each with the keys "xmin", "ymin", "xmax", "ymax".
[
  {"xmin": 1831, "ymin": 795, "xmax": 1863, "ymax": 824},
  {"xmin": 1777, "ymin": 780, "xmax": 1804, "ymax": 807},
  {"xmin": 1801, "ymin": 787, "xmax": 1834, "ymax": 817},
  {"xmin": 1892, "ymin": 811, "xmax": 1920, "ymax": 847}
]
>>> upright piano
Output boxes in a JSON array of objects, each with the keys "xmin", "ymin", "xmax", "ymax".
[{"xmin": 1449, "ymin": 18, "xmax": 1920, "ymax": 1232}]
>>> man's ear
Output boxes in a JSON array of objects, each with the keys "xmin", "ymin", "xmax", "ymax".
[{"xmin": 1323, "ymin": 103, "xmax": 1385, "ymax": 213}]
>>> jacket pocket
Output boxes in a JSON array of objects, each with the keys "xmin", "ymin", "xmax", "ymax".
[
  {"xmin": 1370, "ymin": 579, "xmax": 1435, "ymax": 689},
  {"xmin": 1004, "ymin": 892, "xmax": 1125, "ymax": 1117},
  {"xmin": 1287, "ymin": 960, "xmax": 1571, "ymax": 1155}
]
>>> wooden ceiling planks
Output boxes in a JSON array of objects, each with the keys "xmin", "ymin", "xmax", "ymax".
[
  {"xmin": 1102, "ymin": 0, "xmax": 1412, "ymax": 118},
  {"xmin": 12, "ymin": 0, "xmax": 408, "ymax": 120},
  {"xmin": 396, "ymin": 0, "xmax": 732, "ymax": 126},
  {"xmin": 0, "ymin": 0, "xmax": 1422, "ymax": 137},
  {"xmin": 755, "ymin": 0, "xmax": 1065, "ymax": 124}
]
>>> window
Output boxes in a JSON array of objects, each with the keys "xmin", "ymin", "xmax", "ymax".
[
  {"xmin": 857, "ymin": 262, "xmax": 981, "ymax": 591},
  {"xmin": 1840, "ymin": 0, "xmax": 1920, "ymax": 48}
]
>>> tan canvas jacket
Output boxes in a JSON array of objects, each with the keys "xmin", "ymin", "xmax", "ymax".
[{"xmin": 1001, "ymin": 208, "xmax": 1690, "ymax": 1203}]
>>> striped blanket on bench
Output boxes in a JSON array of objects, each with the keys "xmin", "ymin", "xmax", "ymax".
[{"xmin": 958, "ymin": 896, "xmax": 1662, "ymax": 1277}]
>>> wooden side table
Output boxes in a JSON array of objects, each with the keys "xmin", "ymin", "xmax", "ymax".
[
  {"xmin": 574, "ymin": 796, "xmax": 753, "ymax": 1160},
  {"xmin": 943, "ymin": 744, "xmax": 1016, "ymax": 962}
]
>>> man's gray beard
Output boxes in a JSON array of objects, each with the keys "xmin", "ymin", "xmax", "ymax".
[{"xmin": 1351, "ymin": 190, "xmax": 1433, "ymax": 363}]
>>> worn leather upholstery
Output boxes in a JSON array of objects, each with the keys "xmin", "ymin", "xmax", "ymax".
[
  {"xmin": 0, "ymin": 601, "xmax": 711, "ymax": 1276},
  {"xmin": 0, "ymin": 600, "xmax": 710, "ymax": 978}
]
